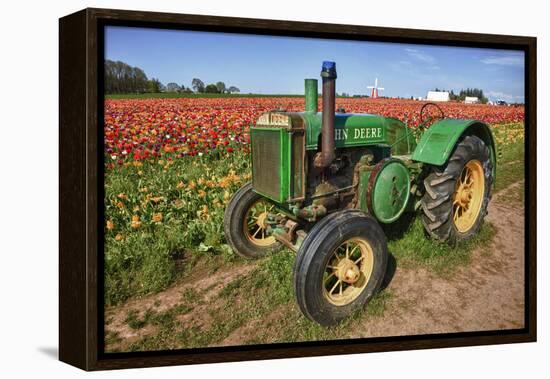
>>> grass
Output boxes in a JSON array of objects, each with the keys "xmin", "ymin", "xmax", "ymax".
[
  {"xmin": 106, "ymin": 122, "xmax": 525, "ymax": 350},
  {"xmin": 104, "ymin": 150, "xmax": 251, "ymax": 305},
  {"xmin": 117, "ymin": 234, "xmax": 447, "ymax": 352},
  {"xmin": 495, "ymin": 141, "xmax": 525, "ymax": 192},
  {"xmin": 491, "ymin": 122, "xmax": 525, "ymax": 192},
  {"xmin": 384, "ymin": 215, "xmax": 496, "ymax": 276},
  {"xmin": 123, "ymin": 252, "xmax": 293, "ymax": 351},
  {"xmin": 499, "ymin": 181, "xmax": 525, "ymax": 203},
  {"xmin": 121, "ymin": 249, "xmax": 396, "ymax": 351},
  {"xmin": 116, "ymin": 209, "xmax": 497, "ymax": 351},
  {"xmin": 124, "ymin": 309, "xmax": 154, "ymax": 330},
  {"xmin": 380, "ymin": 124, "xmax": 524, "ymax": 276}
]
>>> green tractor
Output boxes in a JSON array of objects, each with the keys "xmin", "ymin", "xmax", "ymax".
[{"xmin": 224, "ymin": 61, "xmax": 495, "ymax": 326}]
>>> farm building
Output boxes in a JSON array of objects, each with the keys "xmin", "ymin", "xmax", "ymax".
[
  {"xmin": 426, "ymin": 91, "xmax": 450, "ymax": 102},
  {"xmin": 464, "ymin": 96, "xmax": 479, "ymax": 104}
]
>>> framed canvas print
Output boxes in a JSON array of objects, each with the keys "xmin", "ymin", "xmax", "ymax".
[{"xmin": 59, "ymin": 8, "xmax": 536, "ymax": 371}]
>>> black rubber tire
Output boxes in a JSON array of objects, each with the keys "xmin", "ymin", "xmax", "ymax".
[
  {"xmin": 421, "ymin": 135, "xmax": 493, "ymax": 244},
  {"xmin": 223, "ymin": 182, "xmax": 283, "ymax": 259},
  {"xmin": 293, "ymin": 210, "xmax": 388, "ymax": 326}
]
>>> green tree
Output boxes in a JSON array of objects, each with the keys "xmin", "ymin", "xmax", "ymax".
[
  {"xmin": 458, "ymin": 88, "xmax": 488, "ymax": 104},
  {"xmin": 166, "ymin": 82, "xmax": 181, "ymax": 92},
  {"xmin": 215, "ymin": 81, "xmax": 226, "ymax": 93},
  {"xmin": 147, "ymin": 78, "xmax": 162, "ymax": 93},
  {"xmin": 227, "ymin": 86, "xmax": 240, "ymax": 94},
  {"xmin": 104, "ymin": 60, "xmax": 149, "ymax": 94},
  {"xmin": 192, "ymin": 78, "xmax": 205, "ymax": 93},
  {"xmin": 204, "ymin": 84, "xmax": 219, "ymax": 93}
]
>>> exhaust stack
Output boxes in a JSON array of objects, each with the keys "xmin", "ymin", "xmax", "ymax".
[
  {"xmin": 304, "ymin": 79, "xmax": 318, "ymax": 113},
  {"xmin": 314, "ymin": 61, "xmax": 337, "ymax": 168}
]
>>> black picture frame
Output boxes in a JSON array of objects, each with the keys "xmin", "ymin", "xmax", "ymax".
[{"xmin": 59, "ymin": 7, "xmax": 537, "ymax": 371}]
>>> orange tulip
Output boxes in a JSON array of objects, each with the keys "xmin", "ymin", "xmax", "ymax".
[
  {"xmin": 106, "ymin": 220, "xmax": 114, "ymax": 230},
  {"xmin": 131, "ymin": 215, "xmax": 141, "ymax": 229}
]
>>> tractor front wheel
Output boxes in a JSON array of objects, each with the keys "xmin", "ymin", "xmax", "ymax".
[
  {"xmin": 421, "ymin": 135, "xmax": 493, "ymax": 244},
  {"xmin": 223, "ymin": 182, "xmax": 283, "ymax": 258},
  {"xmin": 293, "ymin": 210, "xmax": 388, "ymax": 326}
]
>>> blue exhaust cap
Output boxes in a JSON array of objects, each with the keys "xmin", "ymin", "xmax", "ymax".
[{"xmin": 321, "ymin": 61, "xmax": 337, "ymax": 78}]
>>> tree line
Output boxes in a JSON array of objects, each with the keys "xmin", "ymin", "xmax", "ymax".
[
  {"xmin": 190, "ymin": 78, "xmax": 240, "ymax": 94},
  {"xmin": 432, "ymin": 87, "xmax": 489, "ymax": 103},
  {"xmin": 104, "ymin": 60, "xmax": 240, "ymax": 95}
]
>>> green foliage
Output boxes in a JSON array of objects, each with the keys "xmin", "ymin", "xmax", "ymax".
[
  {"xmin": 105, "ymin": 60, "xmax": 151, "ymax": 94},
  {"xmin": 261, "ymin": 251, "xmax": 295, "ymax": 304},
  {"xmin": 215, "ymin": 81, "xmax": 226, "ymax": 93},
  {"xmin": 204, "ymin": 84, "xmax": 219, "ymax": 93},
  {"xmin": 147, "ymin": 78, "xmax": 163, "ymax": 93},
  {"xmin": 385, "ymin": 216, "xmax": 495, "ymax": 276},
  {"xmin": 491, "ymin": 123, "xmax": 524, "ymax": 191},
  {"xmin": 227, "ymin": 86, "xmax": 240, "ymax": 94},
  {"xmin": 125, "ymin": 309, "xmax": 154, "ymax": 330},
  {"xmin": 433, "ymin": 87, "xmax": 489, "ymax": 103},
  {"xmin": 104, "ymin": 150, "xmax": 252, "ymax": 305},
  {"xmin": 458, "ymin": 88, "xmax": 488, "ymax": 104},
  {"xmin": 192, "ymin": 78, "xmax": 205, "ymax": 93},
  {"xmin": 218, "ymin": 250, "xmax": 294, "ymax": 305},
  {"xmin": 165, "ymin": 82, "xmax": 181, "ymax": 92},
  {"xmin": 103, "ymin": 105, "xmax": 525, "ymax": 352},
  {"xmin": 104, "ymin": 231, "xmax": 176, "ymax": 305},
  {"xmin": 105, "ymin": 123, "xmax": 523, "ymax": 311},
  {"xmin": 104, "ymin": 61, "xmax": 242, "ymax": 96}
]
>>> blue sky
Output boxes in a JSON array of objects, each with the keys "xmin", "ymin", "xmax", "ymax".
[{"xmin": 105, "ymin": 26, "xmax": 525, "ymax": 102}]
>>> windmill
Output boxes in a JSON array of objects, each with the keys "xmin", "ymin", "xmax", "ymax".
[{"xmin": 367, "ymin": 78, "xmax": 384, "ymax": 98}]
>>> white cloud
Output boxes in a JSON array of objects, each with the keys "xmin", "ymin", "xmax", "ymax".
[
  {"xmin": 405, "ymin": 48, "xmax": 436, "ymax": 65},
  {"xmin": 486, "ymin": 90, "xmax": 524, "ymax": 102},
  {"xmin": 481, "ymin": 55, "xmax": 524, "ymax": 67}
]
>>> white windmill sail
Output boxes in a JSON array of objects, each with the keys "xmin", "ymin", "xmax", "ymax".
[{"xmin": 367, "ymin": 78, "xmax": 384, "ymax": 98}]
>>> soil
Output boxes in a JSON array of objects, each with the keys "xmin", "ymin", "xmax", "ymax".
[
  {"xmin": 104, "ymin": 262, "xmax": 258, "ymax": 348},
  {"xmin": 104, "ymin": 181, "xmax": 525, "ymax": 350},
  {"xmin": 345, "ymin": 181, "xmax": 525, "ymax": 338}
]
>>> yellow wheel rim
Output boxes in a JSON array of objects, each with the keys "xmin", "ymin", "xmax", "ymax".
[
  {"xmin": 243, "ymin": 200, "xmax": 276, "ymax": 247},
  {"xmin": 452, "ymin": 159, "xmax": 485, "ymax": 233},
  {"xmin": 323, "ymin": 238, "xmax": 375, "ymax": 306}
]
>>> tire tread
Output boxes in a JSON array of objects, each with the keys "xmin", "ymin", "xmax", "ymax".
[{"xmin": 420, "ymin": 135, "xmax": 493, "ymax": 244}]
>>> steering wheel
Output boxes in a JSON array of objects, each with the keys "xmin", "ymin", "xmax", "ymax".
[{"xmin": 419, "ymin": 102, "xmax": 445, "ymax": 126}]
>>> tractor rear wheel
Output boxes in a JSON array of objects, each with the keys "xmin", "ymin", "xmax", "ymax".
[
  {"xmin": 293, "ymin": 210, "xmax": 388, "ymax": 326},
  {"xmin": 421, "ymin": 135, "xmax": 493, "ymax": 244},
  {"xmin": 223, "ymin": 182, "xmax": 283, "ymax": 258}
]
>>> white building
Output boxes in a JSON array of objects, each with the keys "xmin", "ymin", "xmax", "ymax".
[
  {"xmin": 426, "ymin": 91, "xmax": 450, "ymax": 102},
  {"xmin": 464, "ymin": 96, "xmax": 479, "ymax": 104}
]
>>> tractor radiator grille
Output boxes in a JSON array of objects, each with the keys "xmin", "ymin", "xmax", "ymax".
[{"xmin": 251, "ymin": 129, "xmax": 281, "ymax": 201}]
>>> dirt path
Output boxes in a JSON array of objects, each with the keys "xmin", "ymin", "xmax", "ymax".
[
  {"xmin": 105, "ymin": 181, "xmax": 525, "ymax": 350},
  {"xmin": 345, "ymin": 181, "xmax": 525, "ymax": 338},
  {"xmin": 104, "ymin": 262, "xmax": 259, "ymax": 349}
]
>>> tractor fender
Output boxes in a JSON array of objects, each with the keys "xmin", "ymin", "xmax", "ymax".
[{"xmin": 411, "ymin": 119, "xmax": 496, "ymax": 180}]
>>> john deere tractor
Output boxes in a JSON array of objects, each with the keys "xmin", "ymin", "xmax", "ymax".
[{"xmin": 224, "ymin": 61, "xmax": 495, "ymax": 326}]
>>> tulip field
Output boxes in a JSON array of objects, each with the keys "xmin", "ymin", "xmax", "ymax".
[
  {"xmin": 104, "ymin": 97, "xmax": 523, "ymax": 165},
  {"xmin": 104, "ymin": 97, "xmax": 524, "ymax": 306}
]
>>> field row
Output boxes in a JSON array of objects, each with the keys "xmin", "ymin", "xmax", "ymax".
[{"xmin": 105, "ymin": 98, "xmax": 524, "ymax": 164}]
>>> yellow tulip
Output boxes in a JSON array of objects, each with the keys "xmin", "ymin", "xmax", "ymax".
[{"xmin": 131, "ymin": 215, "xmax": 141, "ymax": 229}]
